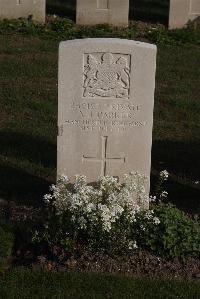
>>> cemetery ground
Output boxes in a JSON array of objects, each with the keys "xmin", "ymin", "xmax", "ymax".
[
  {"xmin": 0, "ymin": 4, "xmax": 200, "ymax": 299},
  {"xmin": 0, "ymin": 20, "xmax": 199, "ymax": 211}
]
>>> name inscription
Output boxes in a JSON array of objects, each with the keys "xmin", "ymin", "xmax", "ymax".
[{"xmin": 60, "ymin": 101, "xmax": 147, "ymax": 133}]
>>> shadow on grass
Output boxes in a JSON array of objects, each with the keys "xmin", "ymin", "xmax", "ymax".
[
  {"xmin": 0, "ymin": 131, "xmax": 56, "ymax": 168},
  {"xmin": 0, "ymin": 163, "xmax": 50, "ymax": 207},
  {"xmin": 0, "ymin": 131, "xmax": 56, "ymax": 206},
  {"xmin": 167, "ymin": 180, "xmax": 200, "ymax": 215},
  {"xmin": 151, "ymin": 140, "xmax": 200, "ymax": 214},
  {"xmin": 46, "ymin": 0, "xmax": 170, "ymax": 25},
  {"xmin": 151, "ymin": 173, "xmax": 200, "ymax": 214}
]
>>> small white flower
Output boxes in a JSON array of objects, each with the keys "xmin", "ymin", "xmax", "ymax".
[
  {"xmin": 160, "ymin": 191, "xmax": 168, "ymax": 199},
  {"xmin": 78, "ymin": 216, "xmax": 87, "ymax": 229},
  {"xmin": 149, "ymin": 195, "xmax": 156, "ymax": 202},
  {"xmin": 44, "ymin": 194, "xmax": 52, "ymax": 203},
  {"xmin": 128, "ymin": 240, "xmax": 138, "ymax": 249},
  {"xmin": 145, "ymin": 210, "xmax": 154, "ymax": 220},
  {"xmin": 159, "ymin": 170, "xmax": 169, "ymax": 181},
  {"xmin": 153, "ymin": 217, "xmax": 160, "ymax": 225},
  {"xmin": 57, "ymin": 175, "xmax": 69, "ymax": 183}
]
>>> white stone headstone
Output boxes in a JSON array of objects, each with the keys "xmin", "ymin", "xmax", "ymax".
[
  {"xmin": 76, "ymin": 0, "xmax": 129, "ymax": 27},
  {"xmin": 0, "ymin": 0, "xmax": 46, "ymax": 23},
  {"xmin": 169, "ymin": 0, "xmax": 200, "ymax": 29},
  {"xmin": 58, "ymin": 38, "xmax": 157, "ymax": 195}
]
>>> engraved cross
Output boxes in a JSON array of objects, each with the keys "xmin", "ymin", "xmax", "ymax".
[{"xmin": 82, "ymin": 136, "xmax": 125, "ymax": 176}]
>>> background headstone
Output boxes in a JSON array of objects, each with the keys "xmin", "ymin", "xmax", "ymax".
[
  {"xmin": 169, "ymin": 0, "xmax": 200, "ymax": 29},
  {"xmin": 76, "ymin": 0, "xmax": 129, "ymax": 27},
  {"xmin": 58, "ymin": 38, "xmax": 157, "ymax": 194},
  {"xmin": 0, "ymin": 0, "xmax": 46, "ymax": 23}
]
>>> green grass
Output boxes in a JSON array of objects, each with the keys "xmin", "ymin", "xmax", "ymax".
[
  {"xmin": 0, "ymin": 223, "xmax": 14, "ymax": 271},
  {"xmin": 0, "ymin": 35, "xmax": 57, "ymax": 205},
  {"xmin": 0, "ymin": 268, "xmax": 200, "ymax": 298}
]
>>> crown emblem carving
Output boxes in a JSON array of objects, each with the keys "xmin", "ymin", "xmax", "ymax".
[{"xmin": 83, "ymin": 52, "xmax": 130, "ymax": 99}]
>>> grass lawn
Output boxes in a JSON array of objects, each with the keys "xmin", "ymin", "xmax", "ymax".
[{"xmin": 0, "ymin": 268, "xmax": 200, "ymax": 299}]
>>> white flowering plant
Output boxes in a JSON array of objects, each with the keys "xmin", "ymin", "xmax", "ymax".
[
  {"xmin": 154, "ymin": 170, "xmax": 169, "ymax": 203},
  {"xmin": 34, "ymin": 172, "xmax": 159, "ymax": 254},
  {"xmin": 33, "ymin": 170, "xmax": 200, "ymax": 260},
  {"xmin": 47, "ymin": 172, "xmax": 149, "ymax": 232}
]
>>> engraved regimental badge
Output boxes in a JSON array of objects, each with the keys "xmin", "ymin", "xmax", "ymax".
[{"xmin": 83, "ymin": 52, "xmax": 131, "ymax": 99}]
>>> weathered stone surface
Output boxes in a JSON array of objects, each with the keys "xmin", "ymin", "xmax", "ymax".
[
  {"xmin": 58, "ymin": 38, "xmax": 157, "ymax": 193},
  {"xmin": 0, "ymin": 0, "xmax": 46, "ymax": 23},
  {"xmin": 76, "ymin": 0, "xmax": 129, "ymax": 27},
  {"xmin": 169, "ymin": 0, "xmax": 200, "ymax": 29}
]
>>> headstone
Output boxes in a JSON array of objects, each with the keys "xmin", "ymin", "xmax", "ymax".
[
  {"xmin": 169, "ymin": 0, "xmax": 200, "ymax": 29},
  {"xmin": 58, "ymin": 38, "xmax": 157, "ymax": 195},
  {"xmin": 76, "ymin": 0, "xmax": 129, "ymax": 27},
  {"xmin": 0, "ymin": 0, "xmax": 46, "ymax": 23}
]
